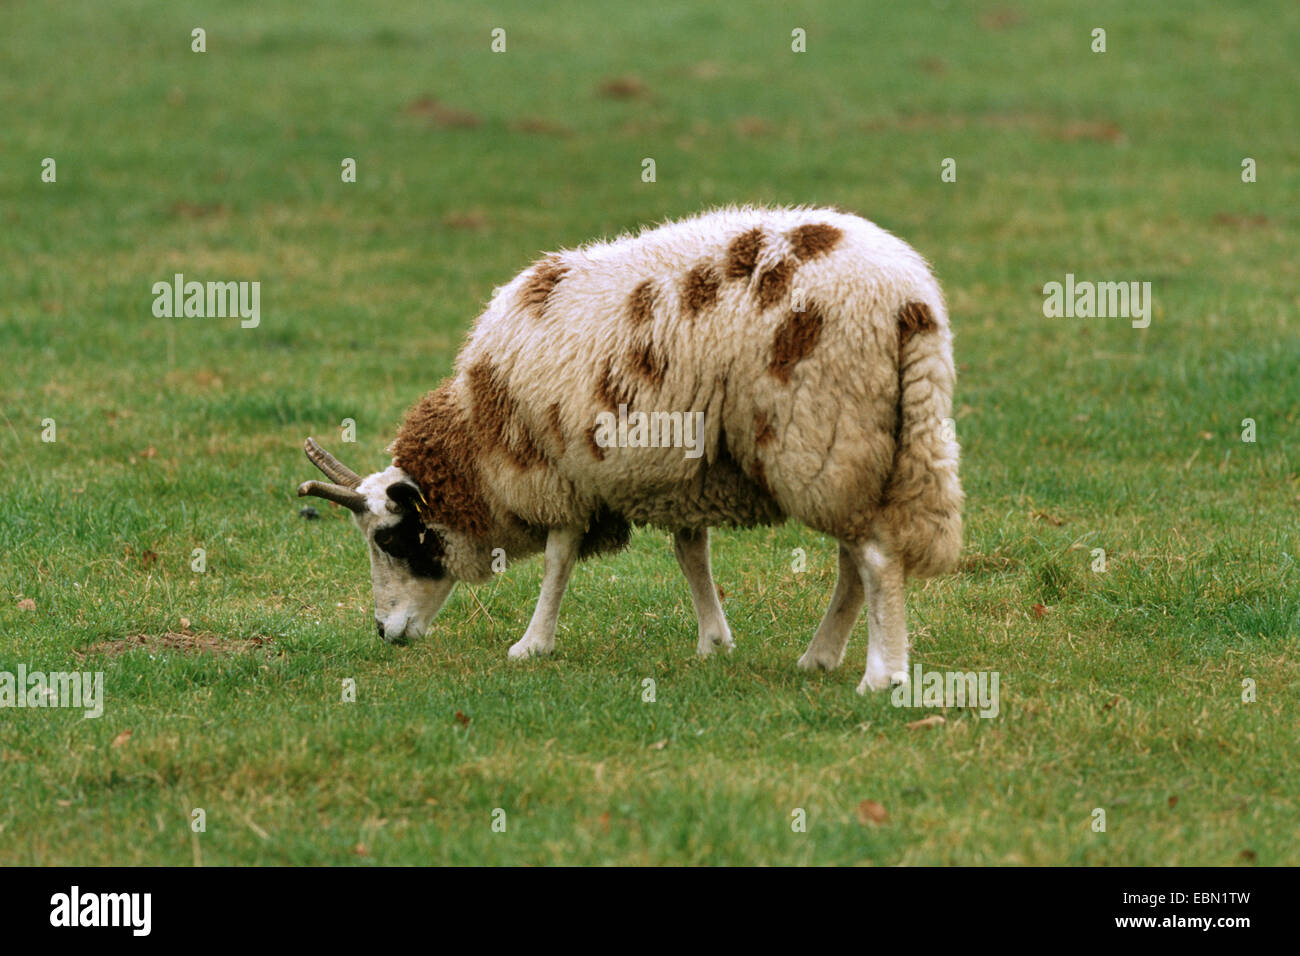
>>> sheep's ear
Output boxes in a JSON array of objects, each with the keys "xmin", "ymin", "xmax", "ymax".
[{"xmin": 386, "ymin": 482, "xmax": 426, "ymax": 515}]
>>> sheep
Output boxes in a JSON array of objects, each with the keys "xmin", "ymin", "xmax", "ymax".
[{"xmin": 298, "ymin": 205, "xmax": 962, "ymax": 693}]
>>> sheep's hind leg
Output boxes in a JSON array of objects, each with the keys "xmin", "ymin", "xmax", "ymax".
[
  {"xmin": 673, "ymin": 528, "xmax": 734, "ymax": 656},
  {"xmin": 854, "ymin": 540, "xmax": 910, "ymax": 694},
  {"xmin": 797, "ymin": 542, "xmax": 865, "ymax": 671},
  {"xmin": 508, "ymin": 525, "xmax": 583, "ymax": 660}
]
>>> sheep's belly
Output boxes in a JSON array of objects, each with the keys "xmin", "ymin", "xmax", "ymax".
[{"xmin": 591, "ymin": 447, "xmax": 786, "ymax": 531}]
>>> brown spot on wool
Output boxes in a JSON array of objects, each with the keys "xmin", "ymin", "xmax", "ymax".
[
  {"xmin": 519, "ymin": 255, "xmax": 568, "ymax": 317},
  {"xmin": 594, "ymin": 360, "xmax": 635, "ymax": 411},
  {"xmin": 768, "ymin": 302, "xmax": 826, "ymax": 384},
  {"xmin": 757, "ymin": 259, "xmax": 795, "ymax": 310},
  {"xmin": 682, "ymin": 265, "xmax": 721, "ymax": 317},
  {"xmin": 788, "ymin": 223, "xmax": 843, "ymax": 261},
  {"xmin": 725, "ymin": 228, "xmax": 763, "ymax": 279},
  {"xmin": 466, "ymin": 361, "xmax": 546, "ymax": 470},
  {"xmin": 390, "ymin": 384, "xmax": 493, "ymax": 537},
  {"xmin": 585, "ymin": 425, "xmax": 607, "ymax": 461},
  {"xmin": 754, "ymin": 410, "xmax": 776, "ymax": 447},
  {"xmin": 630, "ymin": 340, "xmax": 668, "ymax": 387},
  {"xmin": 897, "ymin": 301, "xmax": 937, "ymax": 348},
  {"xmin": 628, "ymin": 280, "xmax": 657, "ymax": 324}
]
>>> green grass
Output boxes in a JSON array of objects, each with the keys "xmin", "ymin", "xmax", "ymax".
[{"xmin": 1, "ymin": 0, "xmax": 1297, "ymax": 865}]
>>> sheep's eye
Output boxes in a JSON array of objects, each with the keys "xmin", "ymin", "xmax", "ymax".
[{"xmin": 371, "ymin": 515, "xmax": 446, "ymax": 579}]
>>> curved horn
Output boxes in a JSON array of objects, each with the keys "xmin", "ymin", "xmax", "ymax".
[
  {"xmin": 298, "ymin": 480, "xmax": 367, "ymax": 513},
  {"xmin": 304, "ymin": 437, "xmax": 362, "ymax": 488}
]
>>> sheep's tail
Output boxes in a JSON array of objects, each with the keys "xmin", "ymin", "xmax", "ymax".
[{"xmin": 878, "ymin": 298, "xmax": 964, "ymax": 578}]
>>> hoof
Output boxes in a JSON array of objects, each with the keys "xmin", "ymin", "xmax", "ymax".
[
  {"xmin": 507, "ymin": 638, "xmax": 551, "ymax": 660},
  {"xmin": 858, "ymin": 661, "xmax": 907, "ymax": 694},
  {"xmin": 696, "ymin": 632, "xmax": 734, "ymax": 657},
  {"xmin": 797, "ymin": 648, "xmax": 841, "ymax": 671}
]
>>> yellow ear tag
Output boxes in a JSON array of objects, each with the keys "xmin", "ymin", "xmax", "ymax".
[{"xmin": 412, "ymin": 486, "xmax": 433, "ymax": 523}]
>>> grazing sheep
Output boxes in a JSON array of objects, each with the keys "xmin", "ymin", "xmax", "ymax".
[{"xmin": 298, "ymin": 205, "xmax": 962, "ymax": 693}]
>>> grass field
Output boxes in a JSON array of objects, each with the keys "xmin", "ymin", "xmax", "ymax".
[{"xmin": 2, "ymin": 0, "xmax": 1297, "ymax": 865}]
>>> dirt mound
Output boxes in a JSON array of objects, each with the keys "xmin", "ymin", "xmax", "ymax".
[{"xmin": 75, "ymin": 632, "xmax": 272, "ymax": 658}]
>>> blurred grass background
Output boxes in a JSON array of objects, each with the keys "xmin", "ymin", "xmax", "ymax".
[{"xmin": 0, "ymin": 0, "xmax": 1297, "ymax": 864}]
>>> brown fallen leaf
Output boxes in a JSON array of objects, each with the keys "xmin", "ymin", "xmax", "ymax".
[
  {"xmin": 1030, "ymin": 509, "xmax": 1065, "ymax": 526},
  {"xmin": 598, "ymin": 811, "xmax": 611, "ymax": 833},
  {"xmin": 17, "ymin": 598, "xmax": 36, "ymax": 611},
  {"xmin": 1239, "ymin": 849, "xmax": 1257, "ymax": 862},
  {"xmin": 403, "ymin": 95, "xmax": 480, "ymax": 128},
  {"xmin": 1212, "ymin": 212, "xmax": 1270, "ymax": 228},
  {"xmin": 979, "ymin": 7, "xmax": 1024, "ymax": 31},
  {"xmin": 1032, "ymin": 603, "xmax": 1048, "ymax": 619},
  {"xmin": 443, "ymin": 211, "xmax": 489, "ymax": 230},
  {"xmin": 733, "ymin": 116, "xmax": 772, "ymax": 137},
  {"xmin": 508, "ymin": 117, "xmax": 573, "ymax": 137},
  {"xmin": 1053, "ymin": 120, "xmax": 1126, "ymax": 145},
  {"xmin": 169, "ymin": 202, "xmax": 227, "ymax": 220},
  {"xmin": 857, "ymin": 799, "xmax": 889, "ymax": 824},
  {"xmin": 598, "ymin": 75, "xmax": 648, "ymax": 99},
  {"xmin": 1102, "ymin": 694, "xmax": 1121, "ymax": 710},
  {"xmin": 1167, "ymin": 795, "xmax": 1179, "ymax": 808},
  {"xmin": 111, "ymin": 730, "xmax": 133, "ymax": 748},
  {"xmin": 454, "ymin": 711, "xmax": 471, "ymax": 727},
  {"xmin": 906, "ymin": 715, "xmax": 946, "ymax": 730},
  {"xmin": 141, "ymin": 550, "xmax": 159, "ymax": 568}
]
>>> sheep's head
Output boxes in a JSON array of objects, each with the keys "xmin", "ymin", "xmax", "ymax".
[{"xmin": 298, "ymin": 438, "xmax": 456, "ymax": 643}]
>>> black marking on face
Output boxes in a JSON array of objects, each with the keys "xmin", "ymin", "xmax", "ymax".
[{"xmin": 374, "ymin": 510, "xmax": 447, "ymax": 580}]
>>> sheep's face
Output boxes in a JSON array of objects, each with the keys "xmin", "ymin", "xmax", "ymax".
[{"xmin": 353, "ymin": 466, "xmax": 457, "ymax": 644}]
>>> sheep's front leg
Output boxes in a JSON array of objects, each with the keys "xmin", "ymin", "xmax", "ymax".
[
  {"xmin": 797, "ymin": 542, "xmax": 866, "ymax": 670},
  {"xmin": 508, "ymin": 525, "xmax": 583, "ymax": 660},
  {"xmin": 855, "ymin": 540, "xmax": 910, "ymax": 694},
  {"xmin": 673, "ymin": 528, "xmax": 734, "ymax": 656}
]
